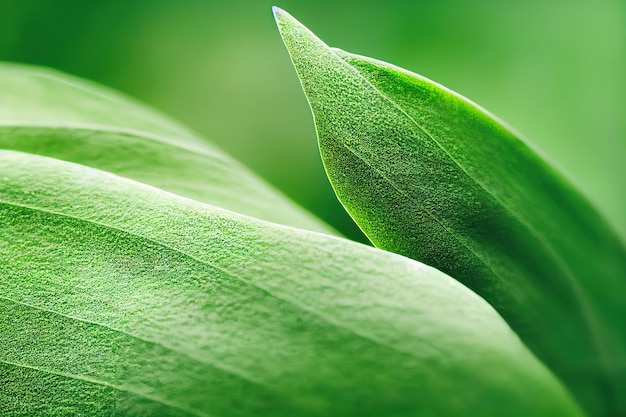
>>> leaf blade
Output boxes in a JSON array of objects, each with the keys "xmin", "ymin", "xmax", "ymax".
[
  {"xmin": 274, "ymin": 8, "xmax": 626, "ymax": 416},
  {"xmin": 0, "ymin": 149, "xmax": 583, "ymax": 417},
  {"xmin": 0, "ymin": 62, "xmax": 334, "ymax": 234}
]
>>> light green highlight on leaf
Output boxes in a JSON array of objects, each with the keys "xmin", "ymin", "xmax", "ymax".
[{"xmin": 0, "ymin": 150, "xmax": 583, "ymax": 416}]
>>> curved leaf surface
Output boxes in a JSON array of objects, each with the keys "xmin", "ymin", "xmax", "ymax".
[
  {"xmin": 273, "ymin": 8, "xmax": 626, "ymax": 416},
  {"xmin": 0, "ymin": 150, "xmax": 583, "ymax": 417},
  {"xmin": 0, "ymin": 63, "xmax": 333, "ymax": 234}
]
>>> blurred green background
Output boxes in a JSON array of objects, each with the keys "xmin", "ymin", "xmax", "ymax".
[{"xmin": 1, "ymin": 0, "xmax": 624, "ymax": 242}]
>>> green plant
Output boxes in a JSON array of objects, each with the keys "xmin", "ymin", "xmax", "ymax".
[{"xmin": 0, "ymin": 7, "xmax": 623, "ymax": 417}]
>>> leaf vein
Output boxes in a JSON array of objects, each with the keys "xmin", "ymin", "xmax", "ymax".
[
  {"xmin": 0, "ymin": 199, "xmax": 429, "ymax": 363},
  {"xmin": 0, "ymin": 359, "xmax": 213, "ymax": 417},
  {"xmin": 0, "ymin": 294, "xmax": 264, "ymax": 388}
]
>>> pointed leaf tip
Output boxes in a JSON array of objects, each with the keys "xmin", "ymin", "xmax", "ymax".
[
  {"xmin": 272, "ymin": 6, "xmax": 291, "ymax": 24},
  {"xmin": 271, "ymin": 7, "xmax": 314, "ymax": 41}
]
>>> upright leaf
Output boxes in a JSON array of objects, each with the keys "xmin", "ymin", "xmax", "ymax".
[
  {"xmin": 0, "ymin": 150, "xmax": 583, "ymax": 416},
  {"xmin": 0, "ymin": 63, "xmax": 334, "ymax": 234},
  {"xmin": 274, "ymin": 8, "xmax": 626, "ymax": 416}
]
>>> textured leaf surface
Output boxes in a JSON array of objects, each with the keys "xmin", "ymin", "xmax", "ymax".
[
  {"xmin": 0, "ymin": 150, "xmax": 583, "ymax": 416},
  {"xmin": 0, "ymin": 63, "xmax": 334, "ymax": 234},
  {"xmin": 274, "ymin": 8, "xmax": 626, "ymax": 416}
]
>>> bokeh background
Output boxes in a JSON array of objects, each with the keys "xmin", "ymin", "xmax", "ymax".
[{"xmin": 1, "ymin": 0, "xmax": 624, "ymax": 242}]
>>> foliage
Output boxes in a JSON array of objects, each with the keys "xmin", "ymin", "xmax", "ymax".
[{"xmin": 0, "ymin": 6, "xmax": 622, "ymax": 417}]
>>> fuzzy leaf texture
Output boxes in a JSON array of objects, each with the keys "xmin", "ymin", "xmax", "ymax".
[
  {"xmin": 0, "ymin": 150, "xmax": 583, "ymax": 416},
  {"xmin": 273, "ymin": 7, "xmax": 626, "ymax": 417},
  {"xmin": 0, "ymin": 63, "xmax": 584, "ymax": 415}
]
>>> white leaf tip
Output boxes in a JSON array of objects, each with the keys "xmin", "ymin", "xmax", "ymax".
[{"xmin": 272, "ymin": 6, "xmax": 284, "ymax": 18}]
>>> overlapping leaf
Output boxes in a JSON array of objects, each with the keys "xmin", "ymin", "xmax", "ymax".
[
  {"xmin": 0, "ymin": 150, "xmax": 583, "ymax": 416},
  {"xmin": 0, "ymin": 63, "xmax": 333, "ymax": 234},
  {"xmin": 273, "ymin": 8, "xmax": 626, "ymax": 416}
]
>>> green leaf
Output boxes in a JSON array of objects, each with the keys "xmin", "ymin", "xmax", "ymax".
[
  {"xmin": 273, "ymin": 8, "xmax": 626, "ymax": 416},
  {"xmin": 0, "ymin": 63, "xmax": 334, "ymax": 235},
  {"xmin": 0, "ymin": 149, "xmax": 583, "ymax": 416}
]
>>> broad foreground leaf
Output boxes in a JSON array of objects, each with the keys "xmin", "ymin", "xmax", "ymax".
[
  {"xmin": 274, "ymin": 8, "xmax": 626, "ymax": 416},
  {"xmin": 0, "ymin": 150, "xmax": 583, "ymax": 416},
  {"xmin": 0, "ymin": 63, "xmax": 334, "ymax": 234}
]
